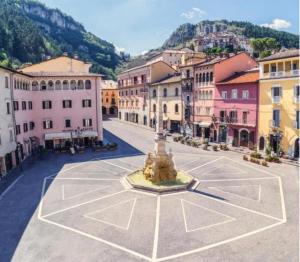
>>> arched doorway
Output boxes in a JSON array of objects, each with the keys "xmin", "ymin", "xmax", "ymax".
[
  {"xmin": 294, "ymin": 138, "xmax": 299, "ymax": 158},
  {"xmin": 109, "ymin": 107, "xmax": 115, "ymax": 115},
  {"xmin": 102, "ymin": 106, "xmax": 107, "ymax": 115},
  {"xmin": 259, "ymin": 137, "xmax": 265, "ymax": 151},
  {"xmin": 240, "ymin": 130, "xmax": 249, "ymax": 147},
  {"xmin": 143, "ymin": 116, "xmax": 147, "ymax": 126}
]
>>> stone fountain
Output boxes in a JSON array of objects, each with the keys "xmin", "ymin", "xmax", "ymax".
[{"xmin": 126, "ymin": 86, "xmax": 194, "ymax": 193}]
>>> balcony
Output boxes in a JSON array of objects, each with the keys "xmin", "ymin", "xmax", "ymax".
[
  {"xmin": 262, "ymin": 70, "xmax": 299, "ymax": 79},
  {"xmin": 272, "ymin": 96, "xmax": 281, "ymax": 103},
  {"xmin": 270, "ymin": 120, "xmax": 280, "ymax": 128}
]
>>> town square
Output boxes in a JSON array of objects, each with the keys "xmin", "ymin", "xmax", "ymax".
[{"xmin": 0, "ymin": 0, "xmax": 299, "ymax": 261}]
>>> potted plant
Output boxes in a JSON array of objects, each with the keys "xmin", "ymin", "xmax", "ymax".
[
  {"xmin": 213, "ymin": 145, "xmax": 218, "ymax": 151},
  {"xmin": 261, "ymin": 160, "xmax": 268, "ymax": 167},
  {"xmin": 243, "ymin": 155, "xmax": 249, "ymax": 161}
]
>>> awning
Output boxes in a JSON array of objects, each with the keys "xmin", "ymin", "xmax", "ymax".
[
  {"xmin": 197, "ymin": 122, "xmax": 212, "ymax": 128},
  {"xmin": 45, "ymin": 132, "xmax": 71, "ymax": 140},
  {"xmin": 71, "ymin": 131, "xmax": 98, "ymax": 138}
]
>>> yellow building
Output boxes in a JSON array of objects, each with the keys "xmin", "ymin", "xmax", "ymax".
[
  {"xmin": 258, "ymin": 49, "xmax": 299, "ymax": 158},
  {"xmin": 149, "ymin": 74, "xmax": 183, "ymax": 132},
  {"xmin": 101, "ymin": 80, "xmax": 118, "ymax": 117}
]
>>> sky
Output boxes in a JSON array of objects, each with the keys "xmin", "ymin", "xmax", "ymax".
[{"xmin": 42, "ymin": 0, "xmax": 299, "ymax": 56}]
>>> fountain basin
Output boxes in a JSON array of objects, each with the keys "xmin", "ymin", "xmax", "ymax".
[{"xmin": 126, "ymin": 170, "xmax": 195, "ymax": 193}]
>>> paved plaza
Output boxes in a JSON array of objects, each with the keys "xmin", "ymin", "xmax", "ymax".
[{"xmin": 0, "ymin": 119, "xmax": 298, "ymax": 262}]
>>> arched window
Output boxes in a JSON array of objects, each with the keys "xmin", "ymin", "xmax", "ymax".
[
  {"xmin": 175, "ymin": 87, "xmax": 179, "ymax": 97},
  {"xmin": 78, "ymin": 80, "xmax": 84, "ymax": 90},
  {"xmin": 32, "ymin": 81, "xmax": 39, "ymax": 91},
  {"xmin": 153, "ymin": 104, "xmax": 156, "ymax": 113},
  {"xmin": 210, "ymin": 72, "xmax": 214, "ymax": 82},
  {"xmin": 209, "ymin": 91, "xmax": 213, "ymax": 99},
  {"xmin": 70, "ymin": 80, "xmax": 76, "ymax": 90},
  {"xmin": 153, "ymin": 89, "xmax": 157, "ymax": 98},
  {"xmin": 199, "ymin": 73, "xmax": 202, "ymax": 83},
  {"xmin": 175, "ymin": 104, "xmax": 179, "ymax": 113},
  {"xmin": 55, "ymin": 80, "xmax": 61, "ymax": 90},
  {"xmin": 163, "ymin": 88, "xmax": 167, "ymax": 97},
  {"xmin": 40, "ymin": 81, "xmax": 47, "ymax": 91},
  {"xmin": 48, "ymin": 81, "xmax": 54, "ymax": 90},
  {"xmin": 63, "ymin": 80, "xmax": 69, "ymax": 90},
  {"xmin": 195, "ymin": 74, "xmax": 199, "ymax": 83},
  {"xmin": 163, "ymin": 104, "xmax": 167, "ymax": 114},
  {"xmin": 22, "ymin": 82, "xmax": 26, "ymax": 90},
  {"xmin": 85, "ymin": 80, "xmax": 91, "ymax": 89},
  {"xmin": 206, "ymin": 72, "xmax": 209, "ymax": 82},
  {"xmin": 205, "ymin": 91, "xmax": 209, "ymax": 99}
]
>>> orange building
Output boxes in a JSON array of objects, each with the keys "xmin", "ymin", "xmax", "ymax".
[{"xmin": 101, "ymin": 80, "xmax": 118, "ymax": 117}]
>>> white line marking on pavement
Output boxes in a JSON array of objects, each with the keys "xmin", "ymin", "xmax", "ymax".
[
  {"xmin": 278, "ymin": 177, "xmax": 287, "ymax": 222},
  {"xmin": 208, "ymin": 185, "xmax": 262, "ymax": 202},
  {"xmin": 186, "ymin": 157, "xmax": 224, "ymax": 173},
  {"xmin": 198, "ymin": 177, "xmax": 277, "ymax": 182},
  {"xmin": 39, "ymin": 216, "xmax": 152, "ymax": 262},
  {"xmin": 42, "ymin": 190, "xmax": 126, "ymax": 218},
  {"xmin": 152, "ymin": 196, "xmax": 160, "ymax": 261},
  {"xmin": 0, "ymin": 175, "xmax": 23, "ymax": 200},
  {"xmin": 62, "ymin": 185, "xmax": 110, "ymax": 201},
  {"xmin": 156, "ymin": 220, "xmax": 285, "ymax": 262},
  {"xmin": 102, "ymin": 160, "xmax": 134, "ymax": 172},
  {"xmin": 52, "ymin": 178, "xmax": 120, "ymax": 181},
  {"xmin": 181, "ymin": 199, "xmax": 236, "ymax": 232},
  {"xmin": 84, "ymin": 198, "xmax": 137, "ymax": 230}
]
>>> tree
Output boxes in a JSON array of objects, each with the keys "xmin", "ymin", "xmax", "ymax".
[{"xmin": 250, "ymin": 37, "xmax": 281, "ymax": 58}]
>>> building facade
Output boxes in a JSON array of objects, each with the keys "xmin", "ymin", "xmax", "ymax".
[
  {"xmin": 118, "ymin": 61, "xmax": 175, "ymax": 126},
  {"xmin": 149, "ymin": 75, "xmax": 182, "ymax": 132},
  {"xmin": 215, "ymin": 69, "xmax": 259, "ymax": 147},
  {"xmin": 258, "ymin": 49, "xmax": 299, "ymax": 158},
  {"xmin": 0, "ymin": 67, "xmax": 17, "ymax": 177},
  {"xmin": 101, "ymin": 80, "xmax": 118, "ymax": 117},
  {"xmin": 193, "ymin": 52, "xmax": 257, "ymax": 141},
  {"xmin": 14, "ymin": 56, "xmax": 103, "ymax": 152}
]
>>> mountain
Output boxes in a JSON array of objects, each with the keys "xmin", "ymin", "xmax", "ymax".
[
  {"xmin": 0, "ymin": 0, "xmax": 122, "ymax": 79},
  {"xmin": 121, "ymin": 20, "xmax": 299, "ymax": 71}
]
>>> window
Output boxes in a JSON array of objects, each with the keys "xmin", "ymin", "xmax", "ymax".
[
  {"xmin": 296, "ymin": 110, "xmax": 299, "ymax": 129},
  {"xmin": 9, "ymin": 130, "xmax": 13, "ymax": 142},
  {"xmin": 221, "ymin": 91, "xmax": 227, "ymax": 99},
  {"xmin": 175, "ymin": 88, "xmax": 179, "ymax": 96},
  {"xmin": 242, "ymin": 111, "xmax": 248, "ymax": 124},
  {"xmin": 153, "ymin": 104, "xmax": 156, "ymax": 113},
  {"xmin": 186, "ymin": 70, "xmax": 190, "ymax": 78},
  {"xmin": 133, "ymin": 76, "xmax": 138, "ymax": 85},
  {"xmin": 40, "ymin": 81, "xmax": 47, "ymax": 91},
  {"xmin": 229, "ymin": 111, "xmax": 238, "ymax": 123},
  {"xmin": 82, "ymin": 99, "xmax": 92, "ymax": 107},
  {"xmin": 28, "ymin": 101, "xmax": 33, "ymax": 110},
  {"xmin": 43, "ymin": 120, "xmax": 53, "ymax": 129},
  {"xmin": 242, "ymin": 90, "xmax": 249, "ymax": 99},
  {"xmin": 42, "ymin": 100, "xmax": 52, "ymax": 109},
  {"xmin": 63, "ymin": 80, "xmax": 69, "ymax": 90},
  {"xmin": 163, "ymin": 104, "xmax": 167, "ymax": 114},
  {"xmin": 48, "ymin": 81, "xmax": 54, "ymax": 90},
  {"xmin": 153, "ymin": 89, "xmax": 157, "ymax": 98},
  {"xmin": 231, "ymin": 89, "xmax": 238, "ymax": 99},
  {"xmin": 272, "ymin": 109, "xmax": 280, "ymax": 127},
  {"xmin": 32, "ymin": 81, "xmax": 39, "ymax": 91},
  {"xmin": 70, "ymin": 80, "xmax": 77, "ymax": 90},
  {"xmin": 62, "ymin": 100, "xmax": 72, "ymax": 108},
  {"xmin": 135, "ymin": 89, "xmax": 138, "ymax": 95},
  {"xmin": 294, "ymin": 85, "xmax": 300, "ymax": 102},
  {"xmin": 78, "ymin": 80, "xmax": 84, "ymax": 90},
  {"xmin": 271, "ymin": 86, "xmax": 282, "ymax": 103},
  {"xmin": 83, "ymin": 118, "xmax": 92, "ymax": 127},
  {"xmin": 6, "ymin": 102, "xmax": 10, "ymax": 114},
  {"xmin": 65, "ymin": 119, "xmax": 71, "ymax": 128},
  {"xmin": 29, "ymin": 122, "xmax": 35, "ymax": 130},
  {"xmin": 163, "ymin": 88, "xmax": 167, "ymax": 97},
  {"xmin": 5, "ymin": 76, "xmax": 9, "ymax": 88},
  {"xmin": 22, "ymin": 101, "xmax": 27, "ymax": 110},
  {"xmin": 55, "ymin": 80, "xmax": 62, "ymax": 90},
  {"xmin": 23, "ymin": 123, "xmax": 28, "ymax": 133},
  {"xmin": 205, "ymin": 107, "xmax": 211, "ymax": 115},
  {"xmin": 175, "ymin": 104, "xmax": 179, "ymax": 113},
  {"xmin": 210, "ymin": 72, "xmax": 214, "ymax": 82},
  {"xmin": 13, "ymin": 101, "xmax": 19, "ymax": 111},
  {"xmin": 206, "ymin": 72, "xmax": 209, "ymax": 82},
  {"xmin": 141, "ymin": 75, "xmax": 146, "ymax": 83},
  {"xmin": 16, "ymin": 125, "xmax": 21, "ymax": 135},
  {"xmin": 187, "ymin": 95, "xmax": 190, "ymax": 102}
]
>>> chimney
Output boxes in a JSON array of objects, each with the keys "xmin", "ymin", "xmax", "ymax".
[
  {"xmin": 46, "ymin": 56, "xmax": 51, "ymax": 60},
  {"xmin": 63, "ymin": 52, "xmax": 68, "ymax": 57}
]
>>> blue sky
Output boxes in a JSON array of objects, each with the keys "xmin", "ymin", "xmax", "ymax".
[{"xmin": 42, "ymin": 0, "xmax": 299, "ymax": 56}]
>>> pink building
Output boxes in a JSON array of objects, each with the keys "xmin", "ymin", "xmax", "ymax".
[
  {"xmin": 193, "ymin": 52, "xmax": 257, "ymax": 141},
  {"xmin": 11, "ymin": 56, "xmax": 103, "ymax": 158},
  {"xmin": 214, "ymin": 69, "xmax": 259, "ymax": 147}
]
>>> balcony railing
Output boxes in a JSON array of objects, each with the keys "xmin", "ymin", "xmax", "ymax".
[
  {"xmin": 270, "ymin": 120, "xmax": 280, "ymax": 128},
  {"xmin": 216, "ymin": 117, "xmax": 255, "ymax": 126},
  {"xmin": 262, "ymin": 70, "xmax": 299, "ymax": 79},
  {"xmin": 272, "ymin": 96, "xmax": 281, "ymax": 103}
]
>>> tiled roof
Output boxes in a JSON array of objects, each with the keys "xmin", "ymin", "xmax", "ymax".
[
  {"xmin": 258, "ymin": 49, "xmax": 299, "ymax": 62},
  {"xmin": 217, "ymin": 69, "xmax": 259, "ymax": 85}
]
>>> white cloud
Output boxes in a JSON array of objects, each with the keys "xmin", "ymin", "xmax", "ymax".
[
  {"xmin": 114, "ymin": 45, "xmax": 126, "ymax": 54},
  {"xmin": 181, "ymin": 7, "xmax": 206, "ymax": 19},
  {"xmin": 260, "ymin": 19, "xmax": 291, "ymax": 30}
]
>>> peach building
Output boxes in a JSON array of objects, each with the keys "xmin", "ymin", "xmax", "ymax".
[
  {"xmin": 101, "ymin": 80, "xmax": 118, "ymax": 117},
  {"xmin": 12, "ymin": 56, "xmax": 103, "ymax": 155},
  {"xmin": 193, "ymin": 52, "xmax": 257, "ymax": 141}
]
